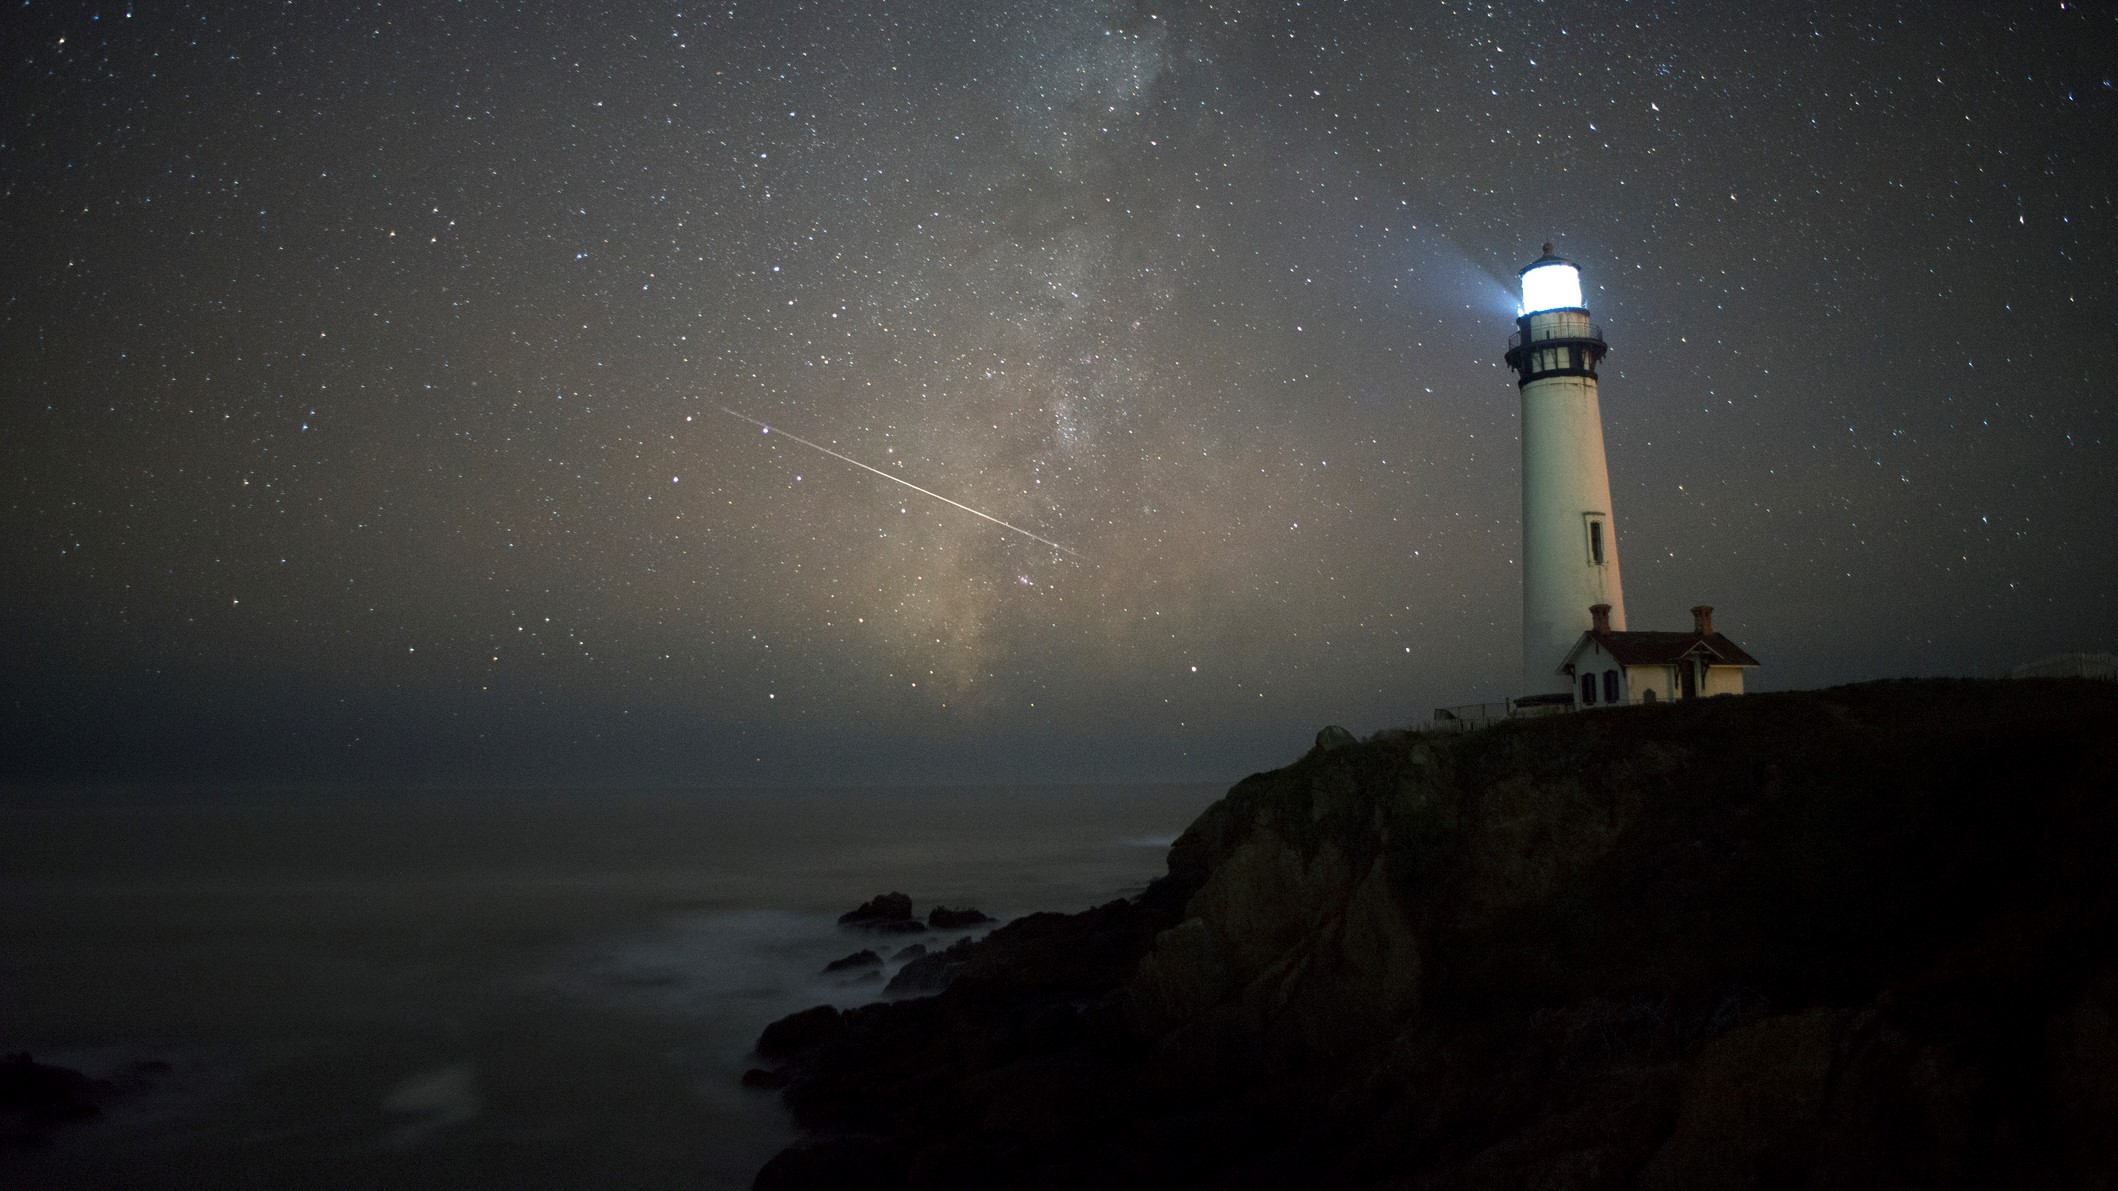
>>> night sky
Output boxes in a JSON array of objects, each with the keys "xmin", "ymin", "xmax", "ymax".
[{"xmin": 5, "ymin": 0, "xmax": 2112, "ymax": 787}]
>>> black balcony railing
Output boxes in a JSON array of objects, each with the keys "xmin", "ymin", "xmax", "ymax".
[{"xmin": 1507, "ymin": 323, "xmax": 1605, "ymax": 351}]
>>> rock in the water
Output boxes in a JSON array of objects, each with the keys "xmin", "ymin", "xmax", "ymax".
[
  {"xmin": 890, "ymin": 943, "xmax": 928, "ymax": 963},
  {"xmin": 838, "ymin": 892, "xmax": 928, "ymax": 933},
  {"xmin": 1, "ymin": 1052, "xmax": 116, "ymax": 1145},
  {"xmin": 755, "ymin": 1005, "xmax": 844, "ymax": 1060},
  {"xmin": 927, "ymin": 905, "xmax": 994, "ymax": 929},
  {"xmin": 884, "ymin": 936, "xmax": 977, "ymax": 996},
  {"xmin": 837, "ymin": 891, "xmax": 913, "ymax": 926},
  {"xmin": 821, "ymin": 949, "xmax": 882, "ymax": 974}
]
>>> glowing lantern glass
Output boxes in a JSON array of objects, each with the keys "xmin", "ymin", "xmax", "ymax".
[{"xmin": 1519, "ymin": 262, "xmax": 1584, "ymax": 314}]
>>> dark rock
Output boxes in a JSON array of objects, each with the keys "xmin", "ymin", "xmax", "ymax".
[
  {"xmin": 747, "ymin": 680, "xmax": 2118, "ymax": 1190},
  {"xmin": 753, "ymin": 1135, "xmax": 908, "ymax": 1191},
  {"xmin": 822, "ymin": 949, "xmax": 882, "ymax": 974},
  {"xmin": 890, "ymin": 943, "xmax": 928, "ymax": 963},
  {"xmin": 741, "ymin": 1066, "xmax": 792, "ymax": 1090},
  {"xmin": 866, "ymin": 919, "xmax": 928, "ymax": 935},
  {"xmin": 928, "ymin": 906, "xmax": 995, "ymax": 929},
  {"xmin": 1313, "ymin": 723, "xmax": 1356, "ymax": 752},
  {"xmin": 1, "ymin": 1052, "xmax": 117, "ymax": 1146},
  {"xmin": 837, "ymin": 891, "xmax": 915, "ymax": 928},
  {"xmin": 884, "ymin": 937, "xmax": 976, "ymax": 996},
  {"xmin": 756, "ymin": 1005, "xmax": 844, "ymax": 1060}
]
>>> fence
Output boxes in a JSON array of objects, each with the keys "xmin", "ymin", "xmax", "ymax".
[
  {"xmin": 1423, "ymin": 702, "xmax": 1519, "ymax": 733},
  {"xmin": 2009, "ymin": 652, "xmax": 2118, "ymax": 681},
  {"xmin": 1425, "ymin": 691, "xmax": 1675, "ymax": 734},
  {"xmin": 1506, "ymin": 323, "xmax": 1605, "ymax": 351}
]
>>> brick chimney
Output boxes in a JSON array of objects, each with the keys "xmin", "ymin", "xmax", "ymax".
[
  {"xmin": 1691, "ymin": 605, "xmax": 1714, "ymax": 636},
  {"xmin": 1589, "ymin": 603, "xmax": 1612, "ymax": 633}
]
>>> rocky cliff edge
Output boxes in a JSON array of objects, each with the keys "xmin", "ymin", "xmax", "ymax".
[{"xmin": 750, "ymin": 679, "xmax": 2118, "ymax": 1189}]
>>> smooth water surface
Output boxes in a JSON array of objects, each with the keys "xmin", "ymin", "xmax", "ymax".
[{"xmin": 0, "ymin": 783, "xmax": 1223, "ymax": 1189}]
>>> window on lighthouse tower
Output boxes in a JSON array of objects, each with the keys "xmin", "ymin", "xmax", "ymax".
[{"xmin": 1587, "ymin": 519, "xmax": 1606, "ymax": 565}]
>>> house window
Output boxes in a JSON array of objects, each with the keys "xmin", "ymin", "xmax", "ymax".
[
  {"xmin": 1603, "ymin": 670, "xmax": 1620, "ymax": 704},
  {"xmin": 1587, "ymin": 519, "xmax": 1605, "ymax": 565},
  {"xmin": 1581, "ymin": 672, "xmax": 1597, "ymax": 705}
]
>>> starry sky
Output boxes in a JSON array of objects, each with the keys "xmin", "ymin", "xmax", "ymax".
[{"xmin": 4, "ymin": 0, "xmax": 2112, "ymax": 787}]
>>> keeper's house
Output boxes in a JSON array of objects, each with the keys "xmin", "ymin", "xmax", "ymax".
[{"xmin": 1557, "ymin": 604, "xmax": 1759, "ymax": 708}]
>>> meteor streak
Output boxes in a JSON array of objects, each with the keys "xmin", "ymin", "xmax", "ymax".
[{"xmin": 719, "ymin": 407, "xmax": 1085, "ymax": 560}]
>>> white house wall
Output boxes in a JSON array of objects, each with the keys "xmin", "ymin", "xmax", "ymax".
[
  {"xmin": 1703, "ymin": 666, "xmax": 1746, "ymax": 697},
  {"xmin": 1624, "ymin": 664, "xmax": 1669, "ymax": 703}
]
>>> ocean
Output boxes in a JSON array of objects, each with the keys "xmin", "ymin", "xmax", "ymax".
[{"xmin": 0, "ymin": 783, "xmax": 1224, "ymax": 1189}]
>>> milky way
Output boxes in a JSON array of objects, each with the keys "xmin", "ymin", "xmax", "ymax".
[{"xmin": 4, "ymin": 1, "xmax": 2112, "ymax": 784}]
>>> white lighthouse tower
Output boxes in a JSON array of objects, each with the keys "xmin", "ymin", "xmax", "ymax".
[{"xmin": 1505, "ymin": 244, "xmax": 1627, "ymax": 695}]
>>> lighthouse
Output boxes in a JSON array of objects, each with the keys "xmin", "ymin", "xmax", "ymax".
[{"xmin": 1505, "ymin": 245, "xmax": 1627, "ymax": 695}]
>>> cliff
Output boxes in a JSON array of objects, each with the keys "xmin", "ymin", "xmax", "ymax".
[{"xmin": 749, "ymin": 679, "xmax": 2118, "ymax": 1189}]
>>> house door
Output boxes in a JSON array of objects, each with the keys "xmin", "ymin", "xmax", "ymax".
[{"xmin": 1680, "ymin": 661, "xmax": 1697, "ymax": 699}]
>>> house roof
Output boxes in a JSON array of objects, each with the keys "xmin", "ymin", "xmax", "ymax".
[{"xmin": 1560, "ymin": 630, "xmax": 1761, "ymax": 673}]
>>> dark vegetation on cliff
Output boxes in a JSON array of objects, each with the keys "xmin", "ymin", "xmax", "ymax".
[{"xmin": 748, "ymin": 679, "xmax": 2118, "ymax": 1190}]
